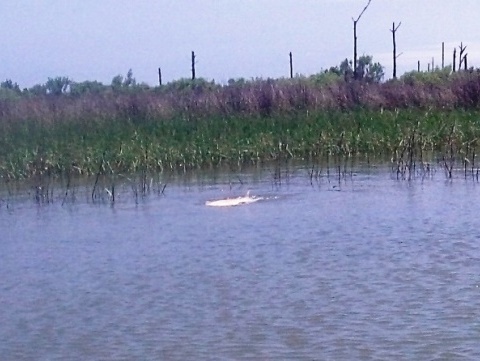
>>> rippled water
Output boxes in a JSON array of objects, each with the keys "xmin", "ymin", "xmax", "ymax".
[{"xmin": 1, "ymin": 164, "xmax": 480, "ymax": 360}]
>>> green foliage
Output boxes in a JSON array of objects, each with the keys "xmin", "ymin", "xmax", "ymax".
[
  {"xmin": 124, "ymin": 69, "xmax": 136, "ymax": 87},
  {"xmin": 309, "ymin": 56, "xmax": 384, "ymax": 86},
  {"xmin": 0, "ymin": 88, "xmax": 19, "ymax": 100},
  {"xmin": 308, "ymin": 71, "xmax": 342, "ymax": 85},
  {"xmin": 0, "ymin": 79, "xmax": 22, "ymax": 100},
  {"xmin": 3, "ymin": 60, "xmax": 480, "ymax": 180},
  {"xmin": 227, "ymin": 78, "xmax": 247, "ymax": 86},
  {"xmin": 70, "ymin": 80, "xmax": 106, "ymax": 96},
  {"xmin": 358, "ymin": 55, "xmax": 384, "ymax": 83},
  {"xmin": 111, "ymin": 75, "xmax": 124, "ymax": 90},
  {"xmin": 45, "ymin": 76, "xmax": 70, "ymax": 95},
  {"xmin": 111, "ymin": 69, "xmax": 139, "ymax": 91},
  {"xmin": 336, "ymin": 55, "xmax": 385, "ymax": 83},
  {"xmin": 400, "ymin": 67, "xmax": 453, "ymax": 85},
  {"xmin": 2, "ymin": 108, "xmax": 480, "ymax": 179},
  {"xmin": 1, "ymin": 79, "xmax": 21, "ymax": 93},
  {"xmin": 27, "ymin": 84, "xmax": 47, "ymax": 96},
  {"xmin": 162, "ymin": 77, "xmax": 219, "ymax": 93},
  {"xmin": 339, "ymin": 58, "xmax": 353, "ymax": 76}
]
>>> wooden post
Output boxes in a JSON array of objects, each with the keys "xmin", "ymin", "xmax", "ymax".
[
  {"xmin": 391, "ymin": 21, "xmax": 401, "ymax": 79},
  {"xmin": 289, "ymin": 52, "xmax": 293, "ymax": 79},
  {"xmin": 191, "ymin": 51, "xmax": 196, "ymax": 80},
  {"xmin": 432, "ymin": 57, "xmax": 434, "ymax": 71},
  {"xmin": 352, "ymin": 0, "xmax": 372, "ymax": 80},
  {"xmin": 442, "ymin": 42, "xmax": 445, "ymax": 69},
  {"xmin": 417, "ymin": 61, "xmax": 420, "ymax": 72},
  {"xmin": 464, "ymin": 54, "xmax": 468, "ymax": 70},
  {"xmin": 428, "ymin": 63, "xmax": 430, "ymax": 72},
  {"xmin": 158, "ymin": 67, "xmax": 162, "ymax": 86}
]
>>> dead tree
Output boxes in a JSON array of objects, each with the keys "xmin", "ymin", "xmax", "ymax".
[
  {"xmin": 352, "ymin": 0, "xmax": 372, "ymax": 80},
  {"xmin": 191, "ymin": 51, "xmax": 196, "ymax": 80},
  {"xmin": 459, "ymin": 42, "xmax": 467, "ymax": 70},
  {"xmin": 390, "ymin": 21, "xmax": 402, "ymax": 79},
  {"xmin": 289, "ymin": 52, "xmax": 293, "ymax": 79}
]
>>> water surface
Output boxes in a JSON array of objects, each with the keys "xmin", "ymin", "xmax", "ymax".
[{"xmin": 1, "ymin": 164, "xmax": 480, "ymax": 360}]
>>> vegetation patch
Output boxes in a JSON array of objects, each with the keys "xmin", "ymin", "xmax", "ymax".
[{"xmin": 1, "ymin": 69, "xmax": 480, "ymax": 181}]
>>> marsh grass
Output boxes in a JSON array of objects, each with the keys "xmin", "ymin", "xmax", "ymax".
[
  {"xmin": 2, "ymin": 73, "xmax": 480, "ymax": 182},
  {"xmin": 2, "ymin": 108, "xmax": 480, "ymax": 183}
]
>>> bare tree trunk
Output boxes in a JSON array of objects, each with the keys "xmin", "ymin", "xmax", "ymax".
[
  {"xmin": 289, "ymin": 52, "xmax": 293, "ymax": 79},
  {"xmin": 391, "ymin": 21, "xmax": 401, "ymax": 79},
  {"xmin": 459, "ymin": 42, "xmax": 467, "ymax": 71},
  {"xmin": 191, "ymin": 51, "xmax": 196, "ymax": 80},
  {"xmin": 158, "ymin": 67, "xmax": 162, "ymax": 86},
  {"xmin": 352, "ymin": 0, "xmax": 372, "ymax": 80}
]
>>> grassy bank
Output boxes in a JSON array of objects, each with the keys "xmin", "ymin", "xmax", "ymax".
[
  {"xmin": 2, "ymin": 71, "xmax": 480, "ymax": 180},
  {"xmin": 1, "ymin": 107, "xmax": 479, "ymax": 180}
]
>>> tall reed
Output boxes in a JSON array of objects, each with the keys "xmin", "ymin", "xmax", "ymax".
[{"xmin": 2, "ymin": 72, "xmax": 480, "ymax": 180}]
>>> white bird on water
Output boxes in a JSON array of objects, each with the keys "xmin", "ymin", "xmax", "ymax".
[{"xmin": 205, "ymin": 191, "xmax": 263, "ymax": 207}]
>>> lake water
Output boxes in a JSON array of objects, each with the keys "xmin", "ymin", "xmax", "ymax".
[{"xmin": 1, "ymin": 162, "xmax": 480, "ymax": 360}]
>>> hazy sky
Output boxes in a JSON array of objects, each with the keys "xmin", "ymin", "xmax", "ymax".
[{"xmin": 2, "ymin": 0, "xmax": 479, "ymax": 88}]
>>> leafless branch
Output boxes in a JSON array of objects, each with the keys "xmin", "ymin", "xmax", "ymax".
[
  {"xmin": 390, "ymin": 21, "xmax": 402, "ymax": 33},
  {"xmin": 353, "ymin": 0, "xmax": 372, "ymax": 22}
]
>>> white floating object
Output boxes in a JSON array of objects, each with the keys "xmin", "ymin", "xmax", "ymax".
[{"xmin": 206, "ymin": 192, "xmax": 263, "ymax": 207}]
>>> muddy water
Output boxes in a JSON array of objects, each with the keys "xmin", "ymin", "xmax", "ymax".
[{"xmin": 1, "ymin": 164, "xmax": 480, "ymax": 360}]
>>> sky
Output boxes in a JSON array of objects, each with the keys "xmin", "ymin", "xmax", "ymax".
[{"xmin": 2, "ymin": 0, "xmax": 480, "ymax": 88}]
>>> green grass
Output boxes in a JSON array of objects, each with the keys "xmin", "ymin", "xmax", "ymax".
[{"xmin": 1, "ymin": 108, "xmax": 480, "ymax": 180}]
